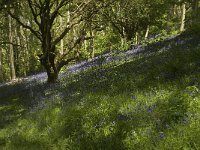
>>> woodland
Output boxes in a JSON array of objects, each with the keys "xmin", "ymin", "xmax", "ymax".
[{"xmin": 0, "ymin": 0, "xmax": 200, "ymax": 149}]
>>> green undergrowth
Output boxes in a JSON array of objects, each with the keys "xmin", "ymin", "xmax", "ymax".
[{"xmin": 1, "ymin": 33, "xmax": 200, "ymax": 149}]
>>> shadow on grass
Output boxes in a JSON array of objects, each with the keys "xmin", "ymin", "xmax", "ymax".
[
  {"xmin": 59, "ymin": 34, "xmax": 200, "ymax": 100},
  {"xmin": 0, "ymin": 80, "xmax": 51, "ymax": 129}
]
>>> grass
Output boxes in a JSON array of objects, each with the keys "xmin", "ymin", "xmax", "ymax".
[{"xmin": 0, "ymin": 32, "xmax": 200, "ymax": 149}]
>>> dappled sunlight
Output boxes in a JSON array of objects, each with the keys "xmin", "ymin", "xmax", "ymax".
[
  {"xmin": 0, "ymin": 33, "xmax": 200, "ymax": 149},
  {"xmin": 1, "ymin": 85, "xmax": 199, "ymax": 149},
  {"xmin": 0, "ymin": 0, "xmax": 200, "ymax": 148}
]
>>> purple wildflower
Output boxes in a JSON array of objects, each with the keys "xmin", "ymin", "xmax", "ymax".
[
  {"xmin": 159, "ymin": 132, "xmax": 165, "ymax": 139},
  {"xmin": 182, "ymin": 119, "xmax": 189, "ymax": 124}
]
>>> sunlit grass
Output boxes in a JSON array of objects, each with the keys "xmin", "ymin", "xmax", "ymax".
[{"xmin": 1, "ymin": 88, "xmax": 200, "ymax": 149}]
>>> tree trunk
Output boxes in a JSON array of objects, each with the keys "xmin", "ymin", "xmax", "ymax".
[
  {"xmin": 23, "ymin": 26, "xmax": 30, "ymax": 74},
  {"xmin": 192, "ymin": 0, "xmax": 199, "ymax": 19},
  {"xmin": 89, "ymin": 28, "xmax": 95, "ymax": 59},
  {"xmin": 0, "ymin": 47, "xmax": 3, "ymax": 82},
  {"xmin": 145, "ymin": 25, "xmax": 150, "ymax": 40},
  {"xmin": 60, "ymin": 16, "xmax": 64, "ymax": 55},
  {"xmin": 38, "ymin": 3, "xmax": 59, "ymax": 83},
  {"xmin": 180, "ymin": 3, "xmax": 186, "ymax": 32},
  {"xmin": 135, "ymin": 32, "xmax": 139, "ymax": 45},
  {"xmin": 46, "ymin": 68, "xmax": 58, "ymax": 83},
  {"xmin": 15, "ymin": 23, "xmax": 21, "ymax": 76},
  {"xmin": 40, "ymin": 50, "xmax": 59, "ymax": 83},
  {"xmin": 20, "ymin": 25, "xmax": 27, "ymax": 76},
  {"xmin": 8, "ymin": 14, "xmax": 16, "ymax": 80},
  {"xmin": 40, "ymin": 25, "xmax": 59, "ymax": 83}
]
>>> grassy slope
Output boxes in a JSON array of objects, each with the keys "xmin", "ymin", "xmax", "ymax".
[{"xmin": 0, "ymin": 33, "xmax": 200, "ymax": 150}]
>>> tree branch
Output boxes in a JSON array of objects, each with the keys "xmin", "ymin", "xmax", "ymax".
[
  {"xmin": 58, "ymin": 32, "xmax": 92, "ymax": 63},
  {"xmin": 7, "ymin": 11, "xmax": 42, "ymax": 42},
  {"xmin": 52, "ymin": 18, "xmax": 82, "ymax": 46},
  {"xmin": 50, "ymin": 0, "xmax": 69, "ymax": 23},
  {"xmin": 57, "ymin": 57, "xmax": 78, "ymax": 72},
  {"xmin": 0, "ymin": 41, "xmax": 25, "ymax": 48},
  {"xmin": 27, "ymin": 0, "xmax": 40, "ymax": 27}
]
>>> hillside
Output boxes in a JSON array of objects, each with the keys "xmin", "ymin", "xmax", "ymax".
[{"xmin": 0, "ymin": 33, "xmax": 200, "ymax": 149}]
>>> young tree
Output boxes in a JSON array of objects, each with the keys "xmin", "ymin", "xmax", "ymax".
[
  {"xmin": 101, "ymin": 0, "xmax": 167, "ymax": 43},
  {"xmin": 8, "ymin": 0, "xmax": 106, "ymax": 83},
  {"xmin": 180, "ymin": 2, "xmax": 186, "ymax": 32},
  {"xmin": 0, "ymin": 46, "xmax": 3, "ymax": 82},
  {"xmin": 8, "ymin": 14, "xmax": 16, "ymax": 80}
]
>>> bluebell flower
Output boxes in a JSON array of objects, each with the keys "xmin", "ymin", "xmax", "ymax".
[
  {"xmin": 159, "ymin": 132, "xmax": 165, "ymax": 139},
  {"xmin": 147, "ymin": 104, "xmax": 156, "ymax": 113},
  {"xmin": 117, "ymin": 114, "xmax": 129, "ymax": 121},
  {"xmin": 182, "ymin": 119, "xmax": 189, "ymax": 124},
  {"xmin": 132, "ymin": 95, "xmax": 137, "ymax": 100}
]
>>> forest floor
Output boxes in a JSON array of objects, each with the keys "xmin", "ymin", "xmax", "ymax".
[{"xmin": 0, "ymin": 32, "xmax": 200, "ymax": 149}]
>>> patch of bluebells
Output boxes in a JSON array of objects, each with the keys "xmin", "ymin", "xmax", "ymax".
[
  {"xmin": 0, "ymin": 33, "xmax": 193, "ymax": 117},
  {"xmin": 159, "ymin": 132, "xmax": 165, "ymax": 139},
  {"xmin": 116, "ymin": 114, "xmax": 130, "ymax": 121},
  {"xmin": 182, "ymin": 118, "xmax": 190, "ymax": 124},
  {"xmin": 147, "ymin": 104, "xmax": 157, "ymax": 114},
  {"xmin": 0, "ymin": 34, "xmax": 176, "ymax": 91}
]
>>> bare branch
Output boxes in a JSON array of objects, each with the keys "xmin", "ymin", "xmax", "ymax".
[
  {"xmin": 0, "ymin": 41, "xmax": 25, "ymax": 48},
  {"xmin": 58, "ymin": 32, "xmax": 93, "ymax": 63},
  {"xmin": 57, "ymin": 57, "xmax": 78, "ymax": 72},
  {"xmin": 50, "ymin": 0, "xmax": 69, "ymax": 23},
  {"xmin": 8, "ymin": 11, "xmax": 42, "ymax": 41},
  {"xmin": 27, "ymin": 0, "xmax": 40, "ymax": 26},
  {"xmin": 52, "ymin": 18, "xmax": 82, "ymax": 46}
]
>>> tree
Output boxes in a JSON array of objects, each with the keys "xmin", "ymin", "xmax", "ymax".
[
  {"xmin": 101, "ymin": 0, "xmax": 167, "ymax": 43},
  {"xmin": 180, "ymin": 2, "xmax": 186, "ymax": 32},
  {"xmin": 0, "ymin": 46, "xmax": 3, "ymax": 82},
  {"xmin": 8, "ymin": 13, "xmax": 16, "ymax": 80},
  {"xmin": 191, "ymin": 0, "xmax": 199, "ymax": 19},
  {"xmin": 8, "ymin": 0, "xmax": 107, "ymax": 83}
]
